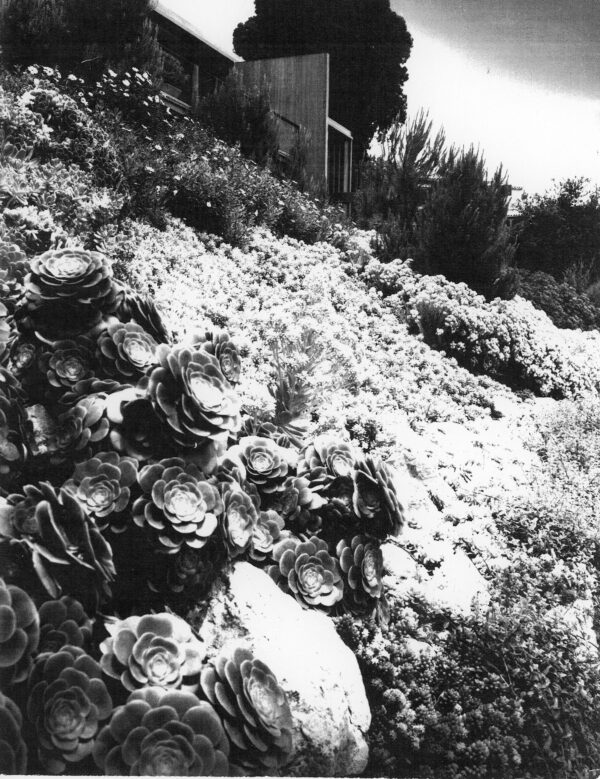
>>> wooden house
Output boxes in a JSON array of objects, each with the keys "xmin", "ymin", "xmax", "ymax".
[{"xmin": 152, "ymin": 2, "xmax": 353, "ymax": 201}]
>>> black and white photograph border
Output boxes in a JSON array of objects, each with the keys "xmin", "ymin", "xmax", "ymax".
[{"xmin": 1, "ymin": 1, "xmax": 600, "ymax": 777}]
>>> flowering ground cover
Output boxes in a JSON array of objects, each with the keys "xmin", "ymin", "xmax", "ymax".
[{"xmin": 2, "ymin": 62, "xmax": 600, "ymax": 778}]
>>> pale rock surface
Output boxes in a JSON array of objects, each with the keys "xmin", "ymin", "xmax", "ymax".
[{"xmin": 197, "ymin": 561, "xmax": 371, "ymax": 777}]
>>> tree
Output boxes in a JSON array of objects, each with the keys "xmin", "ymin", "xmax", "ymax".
[
  {"xmin": 514, "ymin": 178, "xmax": 600, "ymax": 289},
  {"xmin": 354, "ymin": 110, "xmax": 446, "ymax": 260},
  {"xmin": 1, "ymin": 0, "xmax": 162, "ymax": 76},
  {"xmin": 233, "ymin": 0, "xmax": 413, "ymax": 163},
  {"xmin": 414, "ymin": 146, "xmax": 515, "ymax": 299}
]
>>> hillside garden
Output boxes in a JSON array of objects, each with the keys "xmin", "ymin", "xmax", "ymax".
[{"xmin": 1, "ymin": 50, "xmax": 600, "ymax": 779}]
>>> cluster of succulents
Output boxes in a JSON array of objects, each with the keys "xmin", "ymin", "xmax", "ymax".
[{"xmin": 0, "ymin": 238, "xmax": 405, "ymax": 774}]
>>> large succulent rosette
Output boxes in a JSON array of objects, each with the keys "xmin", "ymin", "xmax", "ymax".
[
  {"xmin": 38, "ymin": 596, "xmax": 93, "ymax": 654},
  {"xmin": 336, "ymin": 535, "xmax": 384, "ymax": 614},
  {"xmin": 93, "ymin": 687, "xmax": 231, "ymax": 776},
  {"xmin": 97, "ymin": 320, "xmax": 159, "ymax": 380},
  {"xmin": 0, "ymin": 578, "xmax": 39, "ymax": 688},
  {"xmin": 53, "ymin": 393, "xmax": 113, "ymax": 454},
  {"xmin": 0, "ymin": 241, "xmax": 28, "ymax": 306},
  {"xmin": 26, "ymin": 645, "xmax": 112, "ymax": 773},
  {"xmin": 352, "ymin": 457, "xmax": 404, "ymax": 538},
  {"xmin": 99, "ymin": 613, "xmax": 204, "ymax": 695},
  {"xmin": 133, "ymin": 458, "xmax": 223, "ymax": 553},
  {"xmin": 199, "ymin": 647, "xmax": 294, "ymax": 769},
  {"xmin": 62, "ymin": 451, "xmax": 138, "ymax": 533},
  {"xmin": 146, "ymin": 345, "xmax": 241, "ymax": 452},
  {"xmin": 190, "ymin": 330, "xmax": 241, "ymax": 385},
  {"xmin": 297, "ymin": 435, "xmax": 356, "ymax": 493},
  {"xmin": 4, "ymin": 482, "xmax": 115, "ymax": 603},
  {"xmin": 0, "ymin": 690, "xmax": 27, "ymax": 772},
  {"xmin": 26, "ymin": 248, "xmax": 115, "ymax": 309},
  {"xmin": 220, "ymin": 482, "xmax": 259, "ymax": 558},
  {"xmin": 268, "ymin": 535, "xmax": 344, "ymax": 612},
  {"xmin": 225, "ymin": 436, "xmax": 289, "ymax": 495}
]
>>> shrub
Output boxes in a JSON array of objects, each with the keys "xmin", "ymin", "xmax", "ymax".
[
  {"xmin": 198, "ymin": 70, "xmax": 279, "ymax": 167},
  {"xmin": 385, "ymin": 264, "xmax": 600, "ymax": 398},
  {"xmin": 339, "ymin": 594, "xmax": 600, "ymax": 779},
  {"xmin": 517, "ymin": 268, "xmax": 600, "ymax": 330}
]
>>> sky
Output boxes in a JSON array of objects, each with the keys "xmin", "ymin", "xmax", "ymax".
[{"xmin": 159, "ymin": 0, "xmax": 600, "ymax": 195}]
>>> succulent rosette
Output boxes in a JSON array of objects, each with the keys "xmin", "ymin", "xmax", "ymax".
[
  {"xmin": 336, "ymin": 535, "xmax": 384, "ymax": 613},
  {"xmin": 199, "ymin": 646, "xmax": 294, "ymax": 769},
  {"xmin": 352, "ymin": 457, "xmax": 405, "ymax": 538},
  {"xmin": 4, "ymin": 482, "xmax": 115, "ymax": 602},
  {"xmin": 0, "ymin": 393, "xmax": 26, "ymax": 488},
  {"xmin": 226, "ymin": 436, "xmax": 289, "ymax": 494},
  {"xmin": 134, "ymin": 458, "xmax": 223, "ymax": 552},
  {"xmin": 99, "ymin": 613, "xmax": 204, "ymax": 694},
  {"xmin": 268, "ymin": 535, "xmax": 344, "ymax": 612},
  {"xmin": 0, "ymin": 300, "xmax": 12, "ymax": 362},
  {"xmin": 97, "ymin": 320, "xmax": 159, "ymax": 380},
  {"xmin": 93, "ymin": 687, "xmax": 231, "ymax": 776},
  {"xmin": 112, "ymin": 286, "xmax": 170, "ymax": 344},
  {"xmin": 38, "ymin": 596, "xmax": 93, "ymax": 654},
  {"xmin": 150, "ymin": 542, "xmax": 226, "ymax": 601},
  {"xmin": 297, "ymin": 435, "xmax": 356, "ymax": 494},
  {"xmin": 220, "ymin": 482, "xmax": 259, "ymax": 558},
  {"xmin": 0, "ymin": 578, "xmax": 39, "ymax": 688},
  {"xmin": 248, "ymin": 509, "xmax": 285, "ymax": 563},
  {"xmin": 40, "ymin": 338, "xmax": 95, "ymax": 393},
  {"xmin": 26, "ymin": 645, "xmax": 112, "ymax": 773},
  {"xmin": 0, "ymin": 690, "xmax": 27, "ymax": 773},
  {"xmin": 190, "ymin": 330, "xmax": 241, "ymax": 385},
  {"xmin": 54, "ymin": 393, "xmax": 112, "ymax": 454},
  {"xmin": 146, "ymin": 345, "xmax": 241, "ymax": 451},
  {"xmin": 266, "ymin": 475, "xmax": 325, "ymax": 534},
  {"xmin": 62, "ymin": 451, "xmax": 138, "ymax": 533},
  {"xmin": 26, "ymin": 247, "xmax": 115, "ymax": 309}
]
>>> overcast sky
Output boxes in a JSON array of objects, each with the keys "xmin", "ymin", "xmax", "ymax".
[{"xmin": 160, "ymin": 0, "xmax": 600, "ymax": 194}]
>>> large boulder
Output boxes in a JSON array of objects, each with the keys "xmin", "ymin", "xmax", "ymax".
[{"xmin": 195, "ymin": 561, "xmax": 371, "ymax": 776}]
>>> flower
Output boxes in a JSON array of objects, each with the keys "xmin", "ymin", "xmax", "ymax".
[
  {"xmin": 226, "ymin": 436, "xmax": 289, "ymax": 494},
  {"xmin": 99, "ymin": 613, "xmax": 204, "ymax": 694},
  {"xmin": 134, "ymin": 458, "xmax": 223, "ymax": 552},
  {"xmin": 268, "ymin": 535, "xmax": 343, "ymax": 611},
  {"xmin": 336, "ymin": 535, "xmax": 384, "ymax": 613},
  {"xmin": 352, "ymin": 457, "xmax": 404, "ymax": 538},
  {"xmin": 38, "ymin": 596, "xmax": 93, "ymax": 654},
  {"xmin": 220, "ymin": 483, "xmax": 259, "ymax": 558},
  {"xmin": 97, "ymin": 320, "xmax": 158, "ymax": 379},
  {"xmin": 62, "ymin": 452, "xmax": 138, "ymax": 533},
  {"xmin": 146, "ymin": 345, "xmax": 241, "ymax": 450},
  {"xmin": 0, "ymin": 691, "xmax": 27, "ymax": 773},
  {"xmin": 0, "ymin": 578, "xmax": 39, "ymax": 687},
  {"xmin": 93, "ymin": 687, "xmax": 231, "ymax": 775},
  {"xmin": 26, "ymin": 645, "xmax": 112, "ymax": 773},
  {"xmin": 199, "ymin": 646, "xmax": 294, "ymax": 769}
]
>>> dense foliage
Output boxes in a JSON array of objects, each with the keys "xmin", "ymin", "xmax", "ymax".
[
  {"xmin": 517, "ymin": 269, "xmax": 600, "ymax": 331},
  {"xmin": 514, "ymin": 178, "xmax": 600, "ymax": 287},
  {"xmin": 233, "ymin": 0, "xmax": 413, "ymax": 161}
]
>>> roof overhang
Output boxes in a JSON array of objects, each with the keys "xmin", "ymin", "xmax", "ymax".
[
  {"xmin": 327, "ymin": 117, "xmax": 352, "ymax": 139},
  {"xmin": 154, "ymin": 2, "xmax": 241, "ymax": 63}
]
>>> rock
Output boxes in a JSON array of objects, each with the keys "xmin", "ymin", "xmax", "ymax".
[
  {"xmin": 196, "ymin": 562, "xmax": 370, "ymax": 776},
  {"xmin": 382, "ymin": 542, "xmax": 420, "ymax": 581},
  {"xmin": 426, "ymin": 547, "xmax": 490, "ymax": 614}
]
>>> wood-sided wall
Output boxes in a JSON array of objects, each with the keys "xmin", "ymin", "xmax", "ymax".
[{"xmin": 235, "ymin": 53, "xmax": 330, "ymax": 184}]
